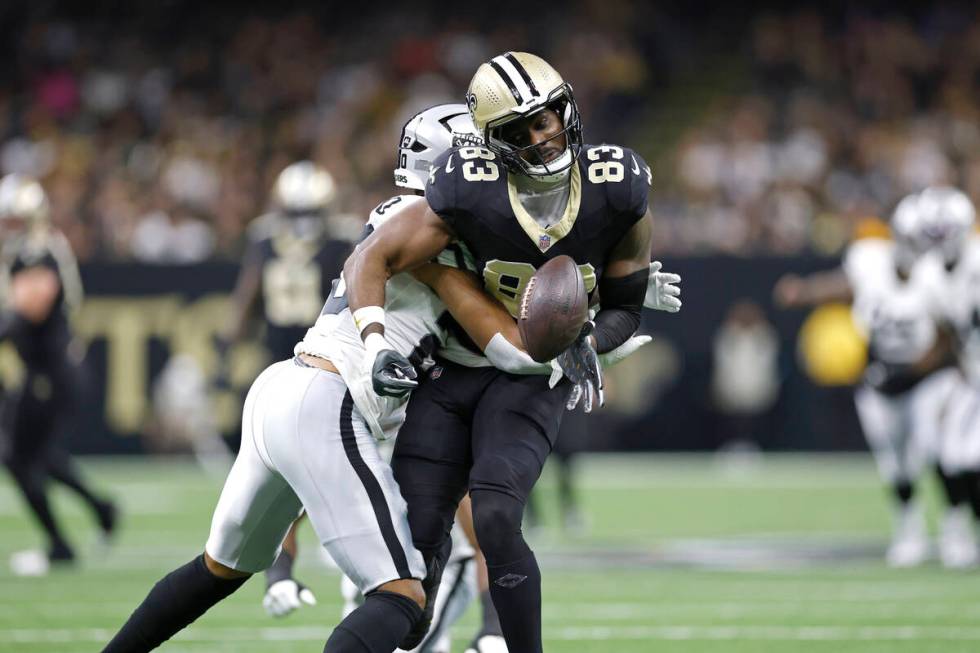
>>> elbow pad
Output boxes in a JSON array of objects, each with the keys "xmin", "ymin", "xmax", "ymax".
[
  {"xmin": 593, "ymin": 269, "xmax": 647, "ymax": 354},
  {"xmin": 484, "ymin": 333, "xmax": 552, "ymax": 375}
]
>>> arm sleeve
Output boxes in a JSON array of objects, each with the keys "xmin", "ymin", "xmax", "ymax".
[{"xmin": 592, "ymin": 268, "xmax": 648, "ymax": 354}]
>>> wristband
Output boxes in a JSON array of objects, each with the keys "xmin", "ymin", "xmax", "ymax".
[{"xmin": 352, "ymin": 306, "xmax": 386, "ymax": 335}]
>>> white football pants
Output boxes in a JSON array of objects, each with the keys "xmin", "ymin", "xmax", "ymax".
[{"xmin": 206, "ymin": 359, "xmax": 425, "ymax": 592}]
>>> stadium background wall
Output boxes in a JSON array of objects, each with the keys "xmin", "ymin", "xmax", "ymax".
[{"xmin": 0, "ymin": 258, "xmax": 866, "ymax": 454}]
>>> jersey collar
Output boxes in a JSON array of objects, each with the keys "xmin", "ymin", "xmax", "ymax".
[{"xmin": 506, "ymin": 162, "xmax": 581, "ymax": 253}]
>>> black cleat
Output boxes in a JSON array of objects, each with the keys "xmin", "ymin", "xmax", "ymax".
[
  {"xmin": 95, "ymin": 500, "xmax": 119, "ymax": 540},
  {"xmin": 48, "ymin": 541, "xmax": 76, "ymax": 565}
]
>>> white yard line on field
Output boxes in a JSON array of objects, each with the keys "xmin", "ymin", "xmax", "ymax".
[{"xmin": 8, "ymin": 625, "xmax": 980, "ymax": 643}]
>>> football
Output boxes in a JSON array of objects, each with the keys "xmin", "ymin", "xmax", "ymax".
[{"xmin": 517, "ymin": 255, "xmax": 589, "ymax": 362}]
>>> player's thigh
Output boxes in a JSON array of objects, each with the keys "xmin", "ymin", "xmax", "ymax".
[
  {"xmin": 391, "ymin": 363, "xmax": 488, "ymax": 542},
  {"xmin": 854, "ymin": 385, "xmax": 904, "ymax": 448},
  {"xmin": 469, "ymin": 373, "xmax": 565, "ymax": 502},
  {"xmin": 910, "ymin": 369, "xmax": 958, "ymax": 457},
  {"xmin": 270, "ymin": 370, "xmax": 426, "ymax": 594},
  {"xmin": 941, "ymin": 382, "xmax": 980, "ymax": 472},
  {"xmin": 206, "ymin": 361, "xmax": 303, "ymax": 573}
]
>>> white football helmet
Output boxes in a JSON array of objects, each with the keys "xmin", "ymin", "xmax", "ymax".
[
  {"xmin": 394, "ymin": 103, "xmax": 481, "ymax": 191},
  {"xmin": 273, "ymin": 161, "xmax": 337, "ymax": 215},
  {"xmin": 466, "ymin": 52, "xmax": 583, "ymax": 180},
  {"xmin": 890, "ymin": 193, "xmax": 925, "ymax": 273},
  {"xmin": 0, "ymin": 173, "xmax": 50, "ymax": 229},
  {"xmin": 916, "ymin": 186, "xmax": 976, "ymax": 265}
]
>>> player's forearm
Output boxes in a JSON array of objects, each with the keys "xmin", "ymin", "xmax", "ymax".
[
  {"xmin": 418, "ymin": 264, "xmax": 550, "ymax": 374},
  {"xmin": 592, "ymin": 269, "xmax": 647, "ymax": 353},
  {"xmin": 416, "ymin": 264, "xmax": 520, "ymax": 350},
  {"xmin": 592, "ymin": 213, "xmax": 651, "ymax": 353},
  {"xmin": 344, "ymin": 248, "xmax": 390, "ymax": 329}
]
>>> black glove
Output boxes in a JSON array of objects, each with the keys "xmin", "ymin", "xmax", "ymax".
[
  {"xmin": 556, "ymin": 322, "xmax": 603, "ymax": 412},
  {"xmin": 371, "ymin": 349, "xmax": 418, "ymax": 397}
]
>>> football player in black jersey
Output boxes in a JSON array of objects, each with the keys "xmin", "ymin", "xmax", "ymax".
[
  {"xmin": 221, "ymin": 161, "xmax": 352, "ymax": 366},
  {"xmin": 343, "ymin": 52, "xmax": 658, "ymax": 653},
  {"xmin": 0, "ymin": 174, "xmax": 117, "ymax": 572}
]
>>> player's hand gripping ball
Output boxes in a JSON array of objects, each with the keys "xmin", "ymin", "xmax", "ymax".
[{"xmin": 518, "ymin": 255, "xmax": 589, "ymax": 363}]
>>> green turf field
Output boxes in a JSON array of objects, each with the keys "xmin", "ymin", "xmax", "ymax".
[{"xmin": 2, "ymin": 453, "xmax": 978, "ymax": 653}]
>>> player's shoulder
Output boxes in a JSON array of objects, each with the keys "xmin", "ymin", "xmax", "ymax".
[
  {"xmin": 245, "ymin": 212, "xmax": 282, "ymax": 243},
  {"xmin": 426, "ymin": 145, "xmax": 505, "ymax": 221},
  {"xmin": 843, "ymin": 235, "xmax": 893, "ymax": 286},
  {"xmin": 579, "ymin": 143, "xmax": 651, "ymax": 217}
]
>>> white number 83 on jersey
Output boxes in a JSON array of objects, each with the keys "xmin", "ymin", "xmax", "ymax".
[
  {"xmin": 458, "ymin": 146, "xmax": 500, "ymax": 182},
  {"xmin": 586, "ymin": 145, "xmax": 625, "ymax": 184}
]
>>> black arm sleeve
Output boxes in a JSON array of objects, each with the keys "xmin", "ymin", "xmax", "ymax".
[{"xmin": 592, "ymin": 268, "xmax": 647, "ymax": 354}]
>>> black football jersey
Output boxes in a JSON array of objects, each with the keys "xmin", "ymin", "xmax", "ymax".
[
  {"xmin": 247, "ymin": 220, "xmax": 350, "ymax": 361},
  {"xmin": 2, "ymin": 231, "xmax": 82, "ymax": 371},
  {"xmin": 425, "ymin": 143, "xmax": 650, "ymax": 317}
]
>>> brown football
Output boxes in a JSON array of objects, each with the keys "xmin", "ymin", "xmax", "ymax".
[{"xmin": 518, "ymin": 255, "xmax": 588, "ymax": 363}]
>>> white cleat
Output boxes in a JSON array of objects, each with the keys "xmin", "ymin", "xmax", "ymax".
[
  {"xmin": 939, "ymin": 507, "xmax": 979, "ymax": 569},
  {"xmin": 886, "ymin": 503, "xmax": 928, "ymax": 568},
  {"xmin": 9, "ymin": 550, "xmax": 50, "ymax": 577},
  {"xmin": 465, "ymin": 635, "xmax": 508, "ymax": 653}
]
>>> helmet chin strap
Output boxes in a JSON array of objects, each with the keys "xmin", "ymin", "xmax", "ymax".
[{"xmin": 522, "ymin": 149, "xmax": 573, "ymax": 183}]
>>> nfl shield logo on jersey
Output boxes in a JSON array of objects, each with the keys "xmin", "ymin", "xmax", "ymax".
[
  {"xmin": 429, "ymin": 366, "xmax": 443, "ymax": 380},
  {"xmin": 538, "ymin": 234, "xmax": 551, "ymax": 251}
]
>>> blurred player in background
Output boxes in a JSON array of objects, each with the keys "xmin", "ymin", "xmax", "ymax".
[
  {"xmin": 0, "ymin": 174, "xmax": 117, "ymax": 574},
  {"xmin": 914, "ymin": 188, "xmax": 980, "ymax": 565},
  {"xmin": 220, "ymin": 160, "xmax": 353, "ymax": 366},
  {"xmin": 775, "ymin": 194, "xmax": 967, "ymax": 567}
]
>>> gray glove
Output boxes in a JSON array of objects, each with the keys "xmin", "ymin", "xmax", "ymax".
[{"xmin": 553, "ymin": 322, "xmax": 603, "ymax": 412}]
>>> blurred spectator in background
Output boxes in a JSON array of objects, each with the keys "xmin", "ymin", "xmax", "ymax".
[
  {"xmin": 3, "ymin": 5, "xmax": 977, "ymax": 262},
  {"xmin": 711, "ymin": 300, "xmax": 780, "ymax": 449}
]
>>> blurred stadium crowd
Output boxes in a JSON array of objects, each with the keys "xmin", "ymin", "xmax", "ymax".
[{"xmin": 1, "ymin": 3, "xmax": 978, "ymax": 262}]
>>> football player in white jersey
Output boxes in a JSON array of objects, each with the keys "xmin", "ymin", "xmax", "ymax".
[
  {"xmin": 914, "ymin": 187, "xmax": 980, "ymax": 566},
  {"xmin": 102, "ymin": 103, "xmax": 657, "ymax": 653},
  {"xmin": 775, "ymin": 195, "xmax": 963, "ymax": 567}
]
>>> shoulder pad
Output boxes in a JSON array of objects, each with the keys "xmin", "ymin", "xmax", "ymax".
[
  {"xmin": 246, "ymin": 213, "xmax": 282, "ymax": 242},
  {"xmin": 425, "ymin": 145, "xmax": 504, "ymax": 229},
  {"xmin": 581, "ymin": 144, "xmax": 651, "ymax": 221},
  {"xmin": 843, "ymin": 238, "xmax": 892, "ymax": 286}
]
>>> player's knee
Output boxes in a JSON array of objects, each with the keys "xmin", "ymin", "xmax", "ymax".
[
  {"xmin": 203, "ymin": 551, "xmax": 251, "ymax": 580},
  {"xmin": 377, "ymin": 578, "xmax": 426, "ymax": 609},
  {"xmin": 394, "ymin": 488, "xmax": 458, "ymax": 554},
  {"xmin": 471, "ymin": 490, "xmax": 524, "ymax": 556}
]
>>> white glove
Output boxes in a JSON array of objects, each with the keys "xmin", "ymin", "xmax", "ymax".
[
  {"xmin": 263, "ymin": 579, "xmax": 317, "ymax": 618},
  {"xmin": 598, "ymin": 335, "xmax": 652, "ymax": 368},
  {"xmin": 644, "ymin": 261, "xmax": 681, "ymax": 312}
]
